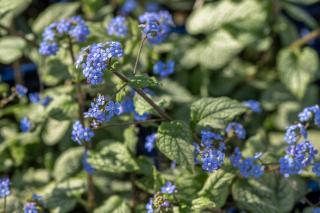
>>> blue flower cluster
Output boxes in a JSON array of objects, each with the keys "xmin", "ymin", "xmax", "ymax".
[
  {"xmin": 145, "ymin": 133, "xmax": 157, "ymax": 152},
  {"xmin": 230, "ymin": 148, "xmax": 264, "ymax": 178},
  {"xmin": 84, "ymin": 94, "xmax": 122, "ymax": 127},
  {"xmin": 24, "ymin": 202, "xmax": 38, "ymax": 213},
  {"xmin": 298, "ymin": 105, "xmax": 320, "ymax": 127},
  {"xmin": 225, "ymin": 122, "xmax": 246, "ymax": 140},
  {"xmin": 71, "ymin": 121, "xmax": 94, "ymax": 145},
  {"xmin": 146, "ymin": 181, "xmax": 176, "ymax": 213},
  {"xmin": 107, "ymin": 16, "xmax": 128, "ymax": 37},
  {"xmin": 139, "ymin": 10, "xmax": 174, "ymax": 44},
  {"xmin": 243, "ymin": 100, "xmax": 262, "ymax": 113},
  {"xmin": 75, "ymin": 41, "xmax": 124, "ymax": 85},
  {"xmin": 194, "ymin": 130, "xmax": 225, "ymax": 173},
  {"xmin": 284, "ymin": 123, "xmax": 308, "ymax": 145},
  {"xmin": 0, "ymin": 177, "xmax": 10, "ymax": 198},
  {"xmin": 15, "ymin": 84, "xmax": 28, "ymax": 97},
  {"xmin": 29, "ymin": 93, "xmax": 52, "ymax": 107},
  {"xmin": 280, "ymin": 140, "xmax": 317, "ymax": 177},
  {"xmin": 20, "ymin": 117, "xmax": 32, "ymax": 132},
  {"xmin": 39, "ymin": 16, "xmax": 90, "ymax": 56},
  {"xmin": 279, "ymin": 105, "xmax": 320, "ymax": 177},
  {"xmin": 153, "ymin": 60, "xmax": 175, "ymax": 78}
]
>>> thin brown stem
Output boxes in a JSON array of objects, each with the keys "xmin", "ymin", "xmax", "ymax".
[
  {"xmin": 13, "ymin": 60, "xmax": 23, "ymax": 84},
  {"xmin": 68, "ymin": 37, "xmax": 94, "ymax": 212},
  {"xmin": 0, "ymin": 92, "xmax": 16, "ymax": 108},
  {"xmin": 133, "ymin": 36, "xmax": 147, "ymax": 75},
  {"xmin": 112, "ymin": 70, "xmax": 172, "ymax": 121},
  {"xmin": 3, "ymin": 196, "xmax": 6, "ymax": 213},
  {"xmin": 0, "ymin": 24, "xmax": 39, "ymax": 48},
  {"xmin": 289, "ymin": 28, "xmax": 320, "ymax": 49},
  {"xmin": 96, "ymin": 118, "xmax": 164, "ymax": 129}
]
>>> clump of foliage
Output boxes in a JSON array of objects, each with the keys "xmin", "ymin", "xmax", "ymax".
[{"xmin": 1, "ymin": 0, "xmax": 320, "ymax": 212}]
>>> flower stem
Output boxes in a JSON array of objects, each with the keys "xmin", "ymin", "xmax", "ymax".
[
  {"xmin": 3, "ymin": 196, "xmax": 6, "ymax": 213},
  {"xmin": 112, "ymin": 70, "xmax": 172, "ymax": 121},
  {"xmin": 289, "ymin": 28, "xmax": 320, "ymax": 49},
  {"xmin": 68, "ymin": 37, "xmax": 94, "ymax": 212},
  {"xmin": 133, "ymin": 36, "xmax": 147, "ymax": 75}
]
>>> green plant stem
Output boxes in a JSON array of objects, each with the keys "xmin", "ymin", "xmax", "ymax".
[
  {"xmin": 3, "ymin": 196, "xmax": 6, "ymax": 213},
  {"xmin": 0, "ymin": 24, "xmax": 39, "ymax": 48},
  {"xmin": 96, "ymin": 118, "xmax": 164, "ymax": 129},
  {"xmin": 0, "ymin": 92, "xmax": 16, "ymax": 108},
  {"xmin": 112, "ymin": 70, "xmax": 172, "ymax": 121},
  {"xmin": 289, "ymin": 28, "xmax": 320, "ymax": 49},
  {"xmin": 133, "ymin": 36, "xmax": 147, "ymax": 75},
  {"xmin": 68, "ymin": 37, "xmax": 94, "ymax": 212}
]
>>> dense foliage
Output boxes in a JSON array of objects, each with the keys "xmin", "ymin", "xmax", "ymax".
[{"xmin": 1, "ymin": 0, "xmax": 320, "ymax": 212}]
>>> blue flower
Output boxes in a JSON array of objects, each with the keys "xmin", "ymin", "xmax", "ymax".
[
  {"xmin": 71, "ymin": 121, "xmax": 94, "ymax": 145},
  {"xmin": 15, "ymin": 84, "xmax": 28, "ymax": 97},
  {"xmin": 146, "ymin": 198, "xmax": 153, "ymax": 213},
  {"xmin": 153, "ymin": 60, "xmax": 175, "ymax": 78},
  {"xmin": 24, "ymin": 202, "xmax": 38, "ymax": 213},
  {"xmin": 134, "ymin": 112, "xmax": 149, "ymax": 121},
  {"xmin": 284, "ymin": 123, "xmax": 308, "ymax": 145},
  {"xmin": 139, "ymin": 10, "xmax": 174, "ymax": 44},
  {"xmin": 230, "ymin": 148, "xmax": 264, "ymax": 178},
  {"xmin": 145, "ymin": 2, "xmax": 160, "ymax": 12},
  {"xmin": 108, "ymin": 16, "xmax": 128, "ymax": 37},
  {"xmin": 84, "ymin": 94, "xmax": 107, "ymax": 124},
  {"xmin": 0, "ymin": 178, "xmax": 10, "ymax": 198},
  {"xmin": 226, "ymin": 122, "xmax": 246, "ymax": 140},
  {"xmin": 121, "ymin": 0, "xmax": 137, "ymax": 14},
  {"xmin": 76, "ymin": 42, "xmax": 124, "ymax": 85},
  {"xmin": 298, "ymin": 105, "xmax": 320, "ymax": 127},
  {"xmin": 161, "ymin": 181, "xmax": 176, "ymax": 194},
  {"xmin": 145, "ymin": 133, "xmax": 157, "ymax": 152},
  {"xmin": 243, "ymin": 100, "xmax": 262, "ymax": 113},
  {"xmin": 312, "ymin": 163, "xmax": 320, "ymax": 176},
  {"xmin": 41, "ymin": 96, "xmax": 52, "ymax": 107},
  {"xmin": 82, "ymin": 151, "xmax": 94, "ymax": 175},
  {"xmin": 200, "ymin": 130, "xmax": 224, "ymax": 148},
  {"xmin": 105, "ymin": 101, "xmax": 121, "ymax": 120},
  {"xmin": 29, "ymin": 93, "xmax": 41, "ymax": 104},
  {"xmin": 120, "ymin": 98, "xmax": 135, "ymax": 114},
  {"xmin": 313, "ymin": 208, "xmax": 320, "ymax": 213},
  {"xmin": 39, "ymin": 16, "xmax": 89, "ymax": 56},
  {"xmin": 20, "ymin": 117, "xmax": 32, "ymax": 132},
  {"xmin": 201, "ymin": 148, "xmax": 225, "ymax": 172}
]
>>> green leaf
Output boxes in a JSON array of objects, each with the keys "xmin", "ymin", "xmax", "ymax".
[
  {"xmin": 182, "ymin": 30, "xmax": 243, "ymax": 69},
  {"xmin": 191, "ymin": 197, "xmax": 216, "ymax": 211},
  {"xmin": 40, "ymin": 58, "xmax": 70, "ymax": 86},
  {"xmin": 157, "ymin": 121, "xmax": 194, "ymax": 171},
  {"xmin": 45, "ymin": 178, "xmax": 86, "ymax": 213},
  {"xmin": 133, "ymin": 93, "xmax": 170, "ymax": 115},
  {"xmin": 130, "ymin": 74, "xmax": 160, "ymax": 88},
  {"xmin": 232, "ymin": 173, "xmax": 307, "ymax": 213},
  {"xmin": 124, "ymin": 126, "xmax": 138, "ymax": 154},
  {"xmin": 88, "ymin": 142, "xmax": 139, "ymax": 173},
  {"xmin": 277, "ymin": 47, "xmax": 319, "ymax": 98},
  {"xmin": 42, "ymin": 119, "xmax": 70, "ymax": 145},
  {"xmin": 0, "ymin": 0, "xmax": 31, "ymax": 18},
  {"xmin": 159, "ymin": 79, "xmax": 194, "ymax": 103},
  {"xmin": 283, "ymin": 3, "xmax": 318, "ymax": 29},
  {"xmin": 53, "ymin": 147, "xmax": 84, "ymax": 181},
  {"xmin": 198, "ymin": 169, "xmax": 235, "ymax": 208},
  {"xmin": 0, "ymin": 36, "xmax": 25, "ymax": 64},
  {"xmin": 190, "ymin": 97, "xmax": 247, "ymax": 129},
  {"xmin": 32, "ymin": 2, "xmax": 80, "ymax": 34},
  {"xmin": 285, "ymin": 0, "xmax": 319, "ymax": 5},
  {"xmin": 186, "ymin": 0, "xmax": 264, "ymax": 34},
  {"xmin": 94, "ymin": 195, "xmax": 130, "ymax": 213}
]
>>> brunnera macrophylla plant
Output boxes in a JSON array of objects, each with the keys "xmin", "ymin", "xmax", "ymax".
[{"xmin": 1, "ymin": 0, "xmax": 320, "ymax": 213}]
